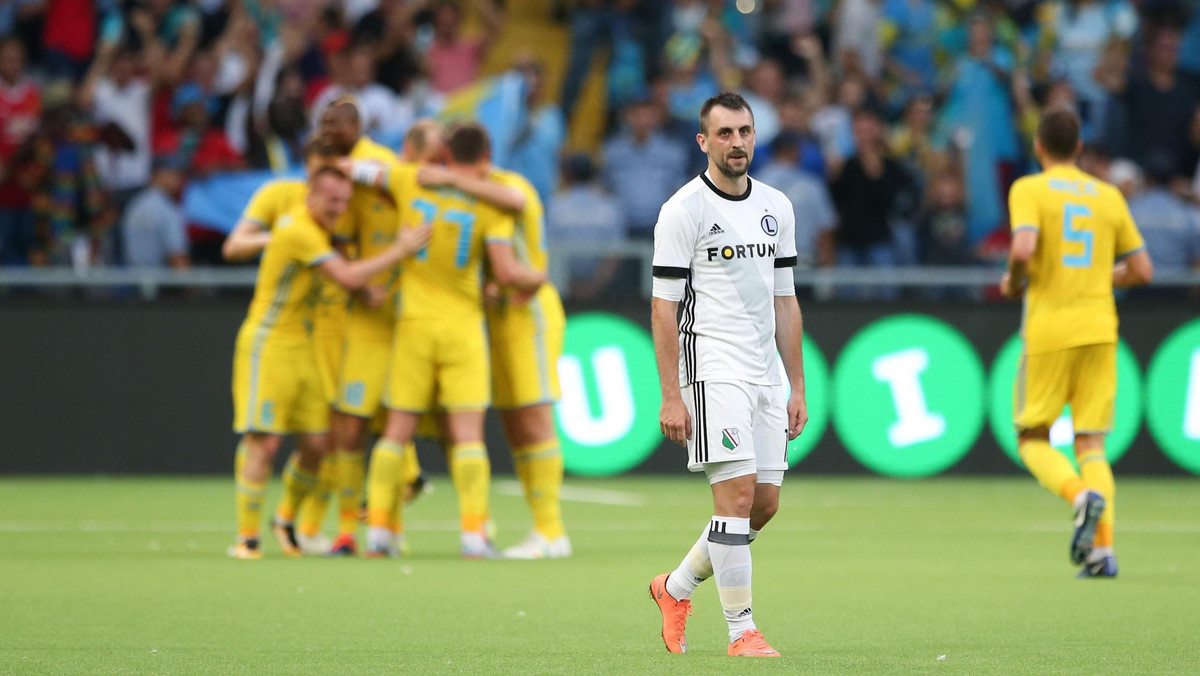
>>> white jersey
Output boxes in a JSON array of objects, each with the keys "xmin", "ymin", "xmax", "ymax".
[{"xmin": 653, "ymin": 172, "xmax": 798, "ymax": 387}]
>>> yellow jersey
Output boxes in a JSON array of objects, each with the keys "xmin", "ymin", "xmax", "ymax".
[
  {"xmin": 490, "ymin": 168, "xmax": 548, "ymax": 273},
  {"xmin": 1008, "ymin": 164, "xmax": 1145, "ymax": 354},
  {"xmin": 241, "ymin": 179, "xmax": 349, "ymax": 337},
  {"xmin": 387, "ymin": 171, "xmax": 515, "ymax": 320},
  {"xmin": 237, "ymin": 204, "xmax": 335, "ymax": 349},
  {"xmin": 241, "ymin": 179, "xmax": 306, "ymax": 229},
  {"xmin": 340, "ymin": 137, "xmax": 406, "ymax": 322}
]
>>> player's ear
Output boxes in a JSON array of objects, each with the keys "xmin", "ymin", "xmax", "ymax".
[{"xmin": 696, "ymin": 132, "xmax": 707, "ymax": 153}]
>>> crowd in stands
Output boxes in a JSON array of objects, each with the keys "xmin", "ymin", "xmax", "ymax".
[{"xmin": 3, "ymin": 0, "xmax": 1200, "ymax": 296}]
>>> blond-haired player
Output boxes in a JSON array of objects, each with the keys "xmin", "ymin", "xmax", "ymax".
[
  {"xmin": 229, "ymin": 168, "xmax": 429, "ymax": 559},
  {"xmin": 1001, "ymin": 107, "xmax": 1154, "ymax": 577}
]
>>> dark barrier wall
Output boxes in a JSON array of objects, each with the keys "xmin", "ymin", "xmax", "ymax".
[{"xmin": 2, "ymin": 299, "xmax": 1198, "ymax": 476}]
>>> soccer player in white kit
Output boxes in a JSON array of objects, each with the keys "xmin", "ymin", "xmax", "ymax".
[{"xmin": 648, "ymin": 92, "xmax": 808, "ymax": 657}]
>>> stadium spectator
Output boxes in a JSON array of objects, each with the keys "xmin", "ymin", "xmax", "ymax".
[
  {"xmin": 830, "ymin": 108, "xmax": 908, "ymax": 271},
  {"xmin": 78, "ymin": 45, "xmax": 154, "ymax": 220},
  {"xmin": 879, "ymin": 0, "xmax": 938, "ymax": 96},
  {"xmin": 19, "ymin": 92, "xmax": 114, "ymax": 266},
  {"xmin": 1105, "ymin": 24, "xmax": 1200, "ymax": 180},
  {"xmin": 99, "ymin": 0, "xmax": 201, "ymax": 85},
  {"xmin": 546, "ymin": 154, "xmax": 626, "ymax": 300},
  {"xmin": 754, "ymin": 131, "xmax": 835, "ymax": 268},
  {"xmin": 424, "ymin": 0, "xmax": 503, "ymax": 95},
  {"xmin": 601, "ymin": 99, "xmax": 688, "ymax": 240},
  {"xmin": 1038, "ymin": 0, "xmax": 1138, "ymax": 140},
  {"xmin": 310, "ymin": 46, "xmax": 413, "ymax": 141},
  {"xmin": 157, "ymin": 80, "xmax": 244, "ymax": 177},
  {"xmin": 40, "ymin": 0, "xmax": 98, "ymax": 81},
  {"xmin": 351, "ymin": 0, "xmax": 423, "ymax": 96},
  {"xmin": 768, "ymin": 94, "xmax": 826, "ymax": 178},
  {"xmin": 1128, "ymin": 153, "xmax": 1200, "ymax": 277},
  {"xmin": 122, "ymin": 153, "xmax": 190, "ymax": 269},
  {"xmin": 741, "ymin": 58, "xmax": 786, "ymax": 146},
  {"xmin": 507, "ymin": 55, "xmax": 565, "ymax": 202},
  {"xmin": 888, "ymin": 93, "xmax": 935, "ymax": 184},
  {"xmin": 936, "ymin": 16, "xmax": 1020, "ymax": 246},
  {"xmin": 919, "ymin": 164, "xmax": 973, "ymax": 266},
  {"xmin": 832, "ymin": 0, "xmax": 883, "ymax": 80},
  {"xmin": 811, "ymin": 75, "xmax": 867, "ymax": 175},
  {"xmin": 0, "ymin": 37, "xmax": 40, "ymax": 265}
]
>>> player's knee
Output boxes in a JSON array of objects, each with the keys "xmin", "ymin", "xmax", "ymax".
[
  {"xmin": 1017, "ymin": 427, "xmax": 1050, "ymax": 446},
  {"xmin": 248, "ymin": 433, "xmax": 282, "ymax": 460},
  {"xmin": 755, "ymin": 499, "xmax": 779, "ymax": 524}
]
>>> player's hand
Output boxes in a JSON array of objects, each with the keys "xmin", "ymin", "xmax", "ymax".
[
  {"xmin": 417, "ymin": 166, "xmax": 457, "ymax": 188},
  {"xmin": 397, "ymin": 223, "xmax": 433, "ymax": 257},
  {"xmin": 660, "ymin": 396, "xmax": 692, "ymax": 446},
  {"xmin": 786, "ymin": 390, "xmax": 808, "ymax": 441},
  {"xmin": 999, "ymin": 272, "xmax": 1021, "ymax": 299},
  {"xmin": 360, "ymin": 284, "xmax": 387, "ymax": 308},
  {"xmin": 483, "ymin": 281, "xmax": 504, "ymax": 308}
]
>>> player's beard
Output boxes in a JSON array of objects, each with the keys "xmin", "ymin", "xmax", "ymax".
[{"xmin": 715, "ymin": 151, "xmax": 750, "ymax": 179}]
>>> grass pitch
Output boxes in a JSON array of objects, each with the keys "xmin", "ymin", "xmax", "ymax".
[{"xmin": 1, "ymin": 476, "xmax": 1197, "ymax": 674}]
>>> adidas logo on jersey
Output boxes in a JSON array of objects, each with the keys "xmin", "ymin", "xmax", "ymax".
[{"xmin": 708, "ymin": 223, "xmax": 725, "ymax": 236}]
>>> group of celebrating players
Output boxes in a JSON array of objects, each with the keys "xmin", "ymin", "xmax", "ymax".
[{"xmin": 223, "ymin": 96, "xmax": 569, "ymax": 561}]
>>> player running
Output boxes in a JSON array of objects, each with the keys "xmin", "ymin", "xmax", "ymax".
[
  {"xmin": 1000, "ymin": 107, "xmax": 1153, "ymax": 578},
  {"xmin": 222, "ymin": 141, "xmax": 350, "ymax": 555},
  {"xmin": 648, "ymin": 92, "xmax": 806, "ymax": 657},
  {"xmin": 416, "ymin": 161, "xmax": 570, "ymax": 559},
  {"xmin": 362, "ymin": 123, "xmax": 546, "ymax": 559},
  {"xmin": 229, "ymin": 167, "xmax": 429, "ymax": 559},
  {"xmin": 315, "ymin": 99, "xmax": 427, "ymax": 556}
]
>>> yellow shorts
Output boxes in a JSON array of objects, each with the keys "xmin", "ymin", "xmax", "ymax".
[
  {"xmin": 1014, "ymin": 343, "xmax": 1116, "ymax": 433},
  {"xmin": 313, "ymin": 331, "xmax": 344, "ymax": 404},
  {"xmin": 232, "ymin": 342, "xmax": 329, "ymax": 435},
  {"xmin": 385, "ymin": 317, "xmax": 490, "ymax": 413},
  {"xmin": 487, "ymin": 285, "xmax": 565, "ymax": 410}
]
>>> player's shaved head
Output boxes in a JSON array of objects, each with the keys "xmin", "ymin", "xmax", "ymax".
[
  {"xmin": 447, "ymin": 123, "xmax": 491, "ymax": 165},
  {"xmin": 699, "ymin": 92, "xmax": 754, "ymax": 135},
  {"xmin": 401, "ymin": 119, "xmax": 446, "ymax": 164},
  {"xmin": 318, "ymin": 96, "xmax": 362, "ymax": 154},
  {"xmin": 1037, "ymin": 107, "xmax": 1081, "ymax": 161}
]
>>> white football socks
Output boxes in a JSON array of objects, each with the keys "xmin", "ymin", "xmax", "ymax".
[
  {"xmin": 666, "ymin": 526, "xmax": 714, "ymax": 600},
  {"xmin": 708, "ymin": 515, "xmax": 755, "ymax": 642}
]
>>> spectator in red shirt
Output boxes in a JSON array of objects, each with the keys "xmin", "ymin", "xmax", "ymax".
[
  {"xmin": 155, "ymin": 82, "xmax": 244, "ymax": 178},
  {"xmin": 424, "ymin": 0, "xmax": 503, "ymax": 95},
  {"xmin": 41, "ymin": 0, "xmax": 96, "ymax": 81},
  {"xmin": 0, "ymin": 38, "xmax": 41, "ymax": 265}
]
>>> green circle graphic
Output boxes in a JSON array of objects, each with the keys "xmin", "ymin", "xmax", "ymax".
[
  {"xmin": 832, "ymin": 315, "xmax": 984, "ymax": 477},
  {"xmin": 988, "ymin": 336, "xmax": 1142, "ymax": 467},
  {"xmin": 784, "ymin": 336, "xmax": 830, "ymax": 467},
  {"xmin": 554, "ymin": 313, "xmax": 661, "ymax": 476},
  {"xmin": 1146, "ymin": 319, "xmax": 1200, "ymax": 475}
]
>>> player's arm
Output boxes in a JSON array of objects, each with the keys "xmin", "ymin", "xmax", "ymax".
[
  {"xmin": 1001, "ymin": 227, "xmax": 1038, "ymax": 298},
  {"xmin": 1112, "ymin": 191, "xmax": 1153, "ymax": 287},
  {"xmin": 651, "ymin": 200, "xmax": 696, "ymax": 446},
  {"xmin": 1113, "ymin": 249, "xmax": 1153, "ymax": 287},
  {"xmin": 222, "ymin": 219, "xmax": 272, "ymax": 262},
  {"xmin": 486, "ymin": 241, "xmax": 545, "ymax": 292},
  {"xmin": 318, "ymin": 224, "xmax": 432, "ymax": 290},
  {"xmin": 773, "ymin": 203, "xmax": 807, "ymax": 439},
  {"xmin": 418, "ymin": 167, "xmax": 526, "ymax": 213},
  {"xmin": 1001, "ymin": 179, "xmax": 1040, "ymax": 298}
]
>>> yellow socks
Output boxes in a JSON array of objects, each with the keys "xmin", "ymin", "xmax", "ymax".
[
  {"xmin": 1019, "ymin": 438, "xmax": 1086, "ymax": 503},
  {"xmin": 401, "ymin": 443, "xmax": 422, "ymax": 486},
  {"xmin": 276, "ymin": 454, "xmax": 319, "ymax": 524},
  {"xmin": 366, "ymin": 440, "xmax": 405, "ymax": 531},
  {"xmin": 512, "ymin": 441, "xmax": 565, "ymax": 540},
  {"xmin": 336, "ymin": 448, "xmax": 366, "ymax": 536},
  {"xmin": 1078, "ymin": 448, "xmax": 1115, "ymax": 548},
  {"xmin": 235, "ymin": 441, "xmax": 265, "ymax": 542},
  {"xmin": 298, "ymin": 455, "xmax": 338, "ymax": 538},
  {"xmin": 450, "ymin": 442, "xmax": 491, "ymax": 533}
]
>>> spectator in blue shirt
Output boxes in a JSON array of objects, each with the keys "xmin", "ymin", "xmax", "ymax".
[
  {"xmin": 754, "ymin": 132, "xmax": 836, "ymax": 268},
  {"xmin": 547, "ymin": 154, "xmax": 627, "ymax": 300},
  {"xmin": 602, "ymin": 99, "xmax": 688, "ymax": 239},
  {"xmin": 1127, "ymin": 155, "xmax": 1200, "ymax": 276},
  {"xmin": 507, "ymin": 56, "xmax": 565, "ymax": 204},
  {"xmin": 122, "ymin": 154, "xmax": 189, "ymax": 269}
]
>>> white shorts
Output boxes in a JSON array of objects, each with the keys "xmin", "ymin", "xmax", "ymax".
[{"xmin": 683, "ymin": 380, "xmax": 789, "ymax": 485}]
